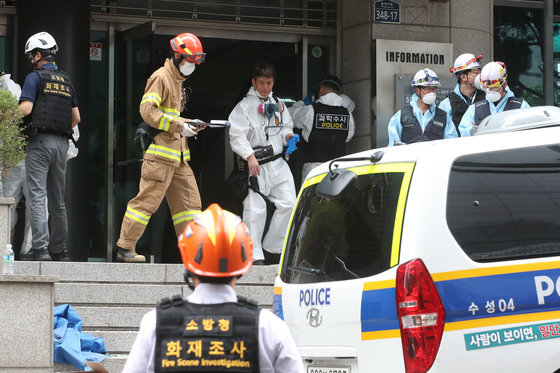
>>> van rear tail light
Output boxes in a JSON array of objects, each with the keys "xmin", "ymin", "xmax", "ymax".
[{"xmin": 396, "ymin": 259, "xmax": 446, "ymax": 373}]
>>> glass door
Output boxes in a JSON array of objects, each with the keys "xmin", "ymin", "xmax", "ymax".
[{"xmin": 113, "ymin": 24, "xmax": 158, "ymax": 261}]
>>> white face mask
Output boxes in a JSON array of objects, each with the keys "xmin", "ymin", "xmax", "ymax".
[
  {"xmin": 180, "ymin": 61, "xmax": 196, "ymax": 76},
  {"xmin": 486, "ymin": 90, "xmax": 502, "ymax": 103},
  {"xmin": 421, "ymin": 92, "xmax": 437, "ymax": 106},
  {"xmin": 474, "ymin": 74, "xmax": 482, "ymax": 90}
]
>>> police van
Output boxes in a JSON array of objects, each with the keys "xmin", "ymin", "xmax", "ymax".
[{"xmin": 274, "ymin": 106, "xmax": 560, "ymax": 372}]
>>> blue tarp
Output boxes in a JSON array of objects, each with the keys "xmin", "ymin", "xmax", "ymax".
[{"xmin": 54, "ymin": 304, "xmax": 107, "ymax": 371}]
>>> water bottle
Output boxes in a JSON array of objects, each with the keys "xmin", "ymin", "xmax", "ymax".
[{"xmin": 2, "ymin": 244, "xmax": 14, "ymax": 275}]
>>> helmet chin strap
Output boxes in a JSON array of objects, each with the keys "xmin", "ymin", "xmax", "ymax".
[
  {"xmin": 184, "ymin": 271, "xmax": 195, "ymax": 291},
  {"xmin": 172, "ymin": 53, "xmax": 184, "ymax": 69}
]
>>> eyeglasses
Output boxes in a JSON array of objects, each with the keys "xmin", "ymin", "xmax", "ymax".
[
  {"xmin": 185, "ymin": 52, "xmax": 206, "ymax": 64},
  {"xmin": 420, "ymin": 86, "xmax": 438, "ymax": 93}
]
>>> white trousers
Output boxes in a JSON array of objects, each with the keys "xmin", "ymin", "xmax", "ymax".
[
  {"xmin": 2, "ymin": 160, "xmax": 32, "ymax": 255},
  {"xmin": 242, "ymin": 159, "xmax": 296, "ymax": 261}
]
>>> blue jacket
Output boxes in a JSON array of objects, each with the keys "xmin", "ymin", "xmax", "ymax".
[
  {"xmin": 387, "ymin": 94, "xmax": 457, "ymax": 146},
  {"xmin": 458, "ymin": 87, "xmax": 530, "ymax": 137}
]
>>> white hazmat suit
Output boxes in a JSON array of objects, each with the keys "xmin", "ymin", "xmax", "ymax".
[{"xmin": 228, "ymin": 87, "xmax": 296, "ymax": 261}]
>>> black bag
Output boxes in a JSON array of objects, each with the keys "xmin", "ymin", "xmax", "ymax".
[
  {"xmin": 134, "ymin": 122, "xmax": 162, "ymax": 152},
  {"xmin": 221, "ymin": 155, "xmax": 249, "ymax": 216}
]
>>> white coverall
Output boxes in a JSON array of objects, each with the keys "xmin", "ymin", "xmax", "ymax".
[
  {"xmin": 290, "ymin": 92, "xmax": 356, "ymax": 182},
  {"xmin": 228, "ymin": 87, "xmax": 296, "ymax": 261},
  {"xmin": 122, "ymin": 283, "xmax": 305, "ymax": 373}
]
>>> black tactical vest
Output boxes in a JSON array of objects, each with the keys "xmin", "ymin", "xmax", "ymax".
[
  {"xmin": 30, "ymin": 68, "xmax": 73, "ymax": 136},
  {"xmin": 305, "ymin": 102, "xmax": 350, "ymax": 163},
  {"xmin": 448, "ymin": 89, "xmax": 486, "ymax": 134},
  {"xmin": 155, "ymin": 294, "xmax": 260, "ymax": 373},
  {"xmin": 400, "ymin": 105, "xmax": 447, "ymax": 144},
  {"xmin": 473, "ymin": 97, "xmax": 523, "ymax": 126}
]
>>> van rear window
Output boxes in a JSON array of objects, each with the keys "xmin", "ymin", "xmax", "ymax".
[
  {"xmin": 447, "ymin": 145, "xmax": 560, "ymax": 262},
  {"xmin": 280, "ymin": 172, "xmax": 405, "ymax": 284}
]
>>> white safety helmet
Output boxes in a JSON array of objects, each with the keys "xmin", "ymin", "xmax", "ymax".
[
  {"xmin": 450, "ymin": 53, "xmax": 482, "ymax": 74},
  {"xmin": 480, "ymin": 61, "xmax": 507, "ymax": 89},
  {"xmin": 411, "ymin": 68, "xmax": 440, "ymax": 87},
  {"xmin": 24, "ymin": 32, "xmax": 58, "ymax": 55}
]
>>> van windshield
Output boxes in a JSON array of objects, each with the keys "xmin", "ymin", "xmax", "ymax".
[{"xmin": 280, "ymin": 171, "xmax": 406, "ymax": 284}]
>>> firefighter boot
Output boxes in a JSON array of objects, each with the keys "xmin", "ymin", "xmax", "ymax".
[{"xmin": 117, "ymin": 247, "xmax": 146, "ymax": 263}]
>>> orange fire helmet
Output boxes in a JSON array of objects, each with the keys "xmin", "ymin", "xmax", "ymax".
[
  {"xmin": 178, "ymin": 204, "xmax": 253, "ymax": 277},
  {"xmin": 170, "ymin": 33, "xmax": 206, "ymax": 64}
]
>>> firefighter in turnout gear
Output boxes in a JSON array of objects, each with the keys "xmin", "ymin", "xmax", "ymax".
[
  {"xmin": 458, "ymin": 61, "xmax": 530, "ymax": 137},
  {"xmin": 19, "ymin": 31, "xmax": 81, "ymax": 262},
  {"xmin": 290, "ymin": 75, "xmax": 355, "ymax": 182},
  {"xmin": 122, "ymin": 204, "xmax": 305, "ymax": 373},
  {"xmin": 387, "ymin": 68, "xmax": 457, "ymax": 146},
  {"xmin": 439, "ymin": 53, "xmax": 486, "ymax": 135},
  {"xmin": 116, "ymin": 33, "xmax": 206, "ymax": 262}
]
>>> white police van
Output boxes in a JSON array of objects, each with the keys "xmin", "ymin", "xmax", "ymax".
[{"xmin": 274, "ymin": 106, "xmax": 560, "ymax": 372}]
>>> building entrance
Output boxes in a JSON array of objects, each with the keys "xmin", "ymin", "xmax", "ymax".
[{"xmin": 106, "ymin": 32, "xmax": 320, "ymax": 262}]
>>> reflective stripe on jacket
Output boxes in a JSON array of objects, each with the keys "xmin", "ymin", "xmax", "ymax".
[{"xmin": 140, "ymin": 58, "xmax": 189, "ymax": 166}]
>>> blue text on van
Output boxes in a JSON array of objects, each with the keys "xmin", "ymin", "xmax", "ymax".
[{"xmin": 300, "ymin": 288, "xmax": 331, "ymax": 307}]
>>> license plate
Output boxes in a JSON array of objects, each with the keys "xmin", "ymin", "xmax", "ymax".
[{"xmin": 307, "ymin": 366, "xmax": 350, "ymax": 373}]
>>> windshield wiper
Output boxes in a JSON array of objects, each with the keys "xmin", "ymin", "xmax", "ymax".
[
  {"xmin": 288, "ymin": 266, "xmax": 326, "ymax": 277},
  {"xmin": 331, "ymin": 253, "xmax": 359, "ymax": 279}
]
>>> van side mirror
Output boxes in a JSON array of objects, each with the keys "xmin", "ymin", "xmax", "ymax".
[{"xmin": 316, "ymin": 169, "xmax": 357, "ymax": 199}]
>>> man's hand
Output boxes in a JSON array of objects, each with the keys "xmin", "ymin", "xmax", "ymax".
[
  {"xmin": 181, "ymin": 123, "xmax": 198, "ymax": 137},
  {"xmin": 247, "ymin": 153, "xmax": 260, "ymax": 176},
  {"xmin": 20, "ymin": 101, "xmax": 34, "ymax": 117},
  {"xmin": 285, "ymin": 132, "xmax": 295, "ymax": 142},
  {"xmin": 188, "ymin": 119, "xmax": 207, "ymax": 132}
]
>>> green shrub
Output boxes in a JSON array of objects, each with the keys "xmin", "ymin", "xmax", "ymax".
[{"xmin": 0, "ymin": 89, "xmax": 26, "ymax": 180}]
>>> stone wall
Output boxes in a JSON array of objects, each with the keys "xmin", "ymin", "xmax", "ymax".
[{"xmin": 339, "ymin": 0, "xmax": 493, "ymax": 150}]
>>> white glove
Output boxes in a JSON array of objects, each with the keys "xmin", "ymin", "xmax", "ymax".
[
  {"xmin": 181, "ymin": 123, "xmax": 198, "ymax": 137},
  {"xmin": 190, "ymin": 119, "xmax": 206, "ymax": 132}
]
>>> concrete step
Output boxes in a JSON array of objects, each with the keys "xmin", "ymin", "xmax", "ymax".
[
  {"xmin": 54, "ymin": 355, "xmax": 127, "ymax": 373},
  {"xmin": 72, "ymin": 306, "xmax": 152, "ymax": 329},
  {"xmin": 15, "ymin": 261, "xmax": 279, "ymax": 285},
  {"xmin": 55, "ymin": 283, "xmax": 273, "ymax": 308},
  {"xmin": 16, "ymin": 261, "xmax": 279, "ymax": 372},
  {"xmin": 55, "ymin": 283, "xmax": 187, "ymax": 305},
  {"xmin": 85, "ymin": 330, "xmax": 138, "ymax": 354}
]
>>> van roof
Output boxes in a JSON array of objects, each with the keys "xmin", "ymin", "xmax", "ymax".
[
  {"xmin": 476, "ymin": 105, "xmax": 560, "ymax": 135},
  {"xmin": 305, "ymin": 114, "xmax": 560, "ymax": 181}
]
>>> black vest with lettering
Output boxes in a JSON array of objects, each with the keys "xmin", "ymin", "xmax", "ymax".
[
  {"xmin": 29, "ymin": 68, "xmax": 73, "ymax": 136},
  {"xmin": 448, "ymin": 89, "xmax": 486, "ymax": 134},
  {"xmin": 473, "ymin": 97, "xmax": 523, "ymax": 126},
  {"xmin": 155, "ymin": 294, "xmax": 260, "ymax": 373},
  {"xmin": 400, "ymin": 105, "xmax": 447, "ymax": 144},
  {"xmin": 305, "ymin": 102, "xmax": 350, "ymax": 163}
]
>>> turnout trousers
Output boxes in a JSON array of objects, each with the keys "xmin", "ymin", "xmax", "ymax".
[{"xmin": 116, "ymin": 159, "xmax": 201, "ymax": 251}]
